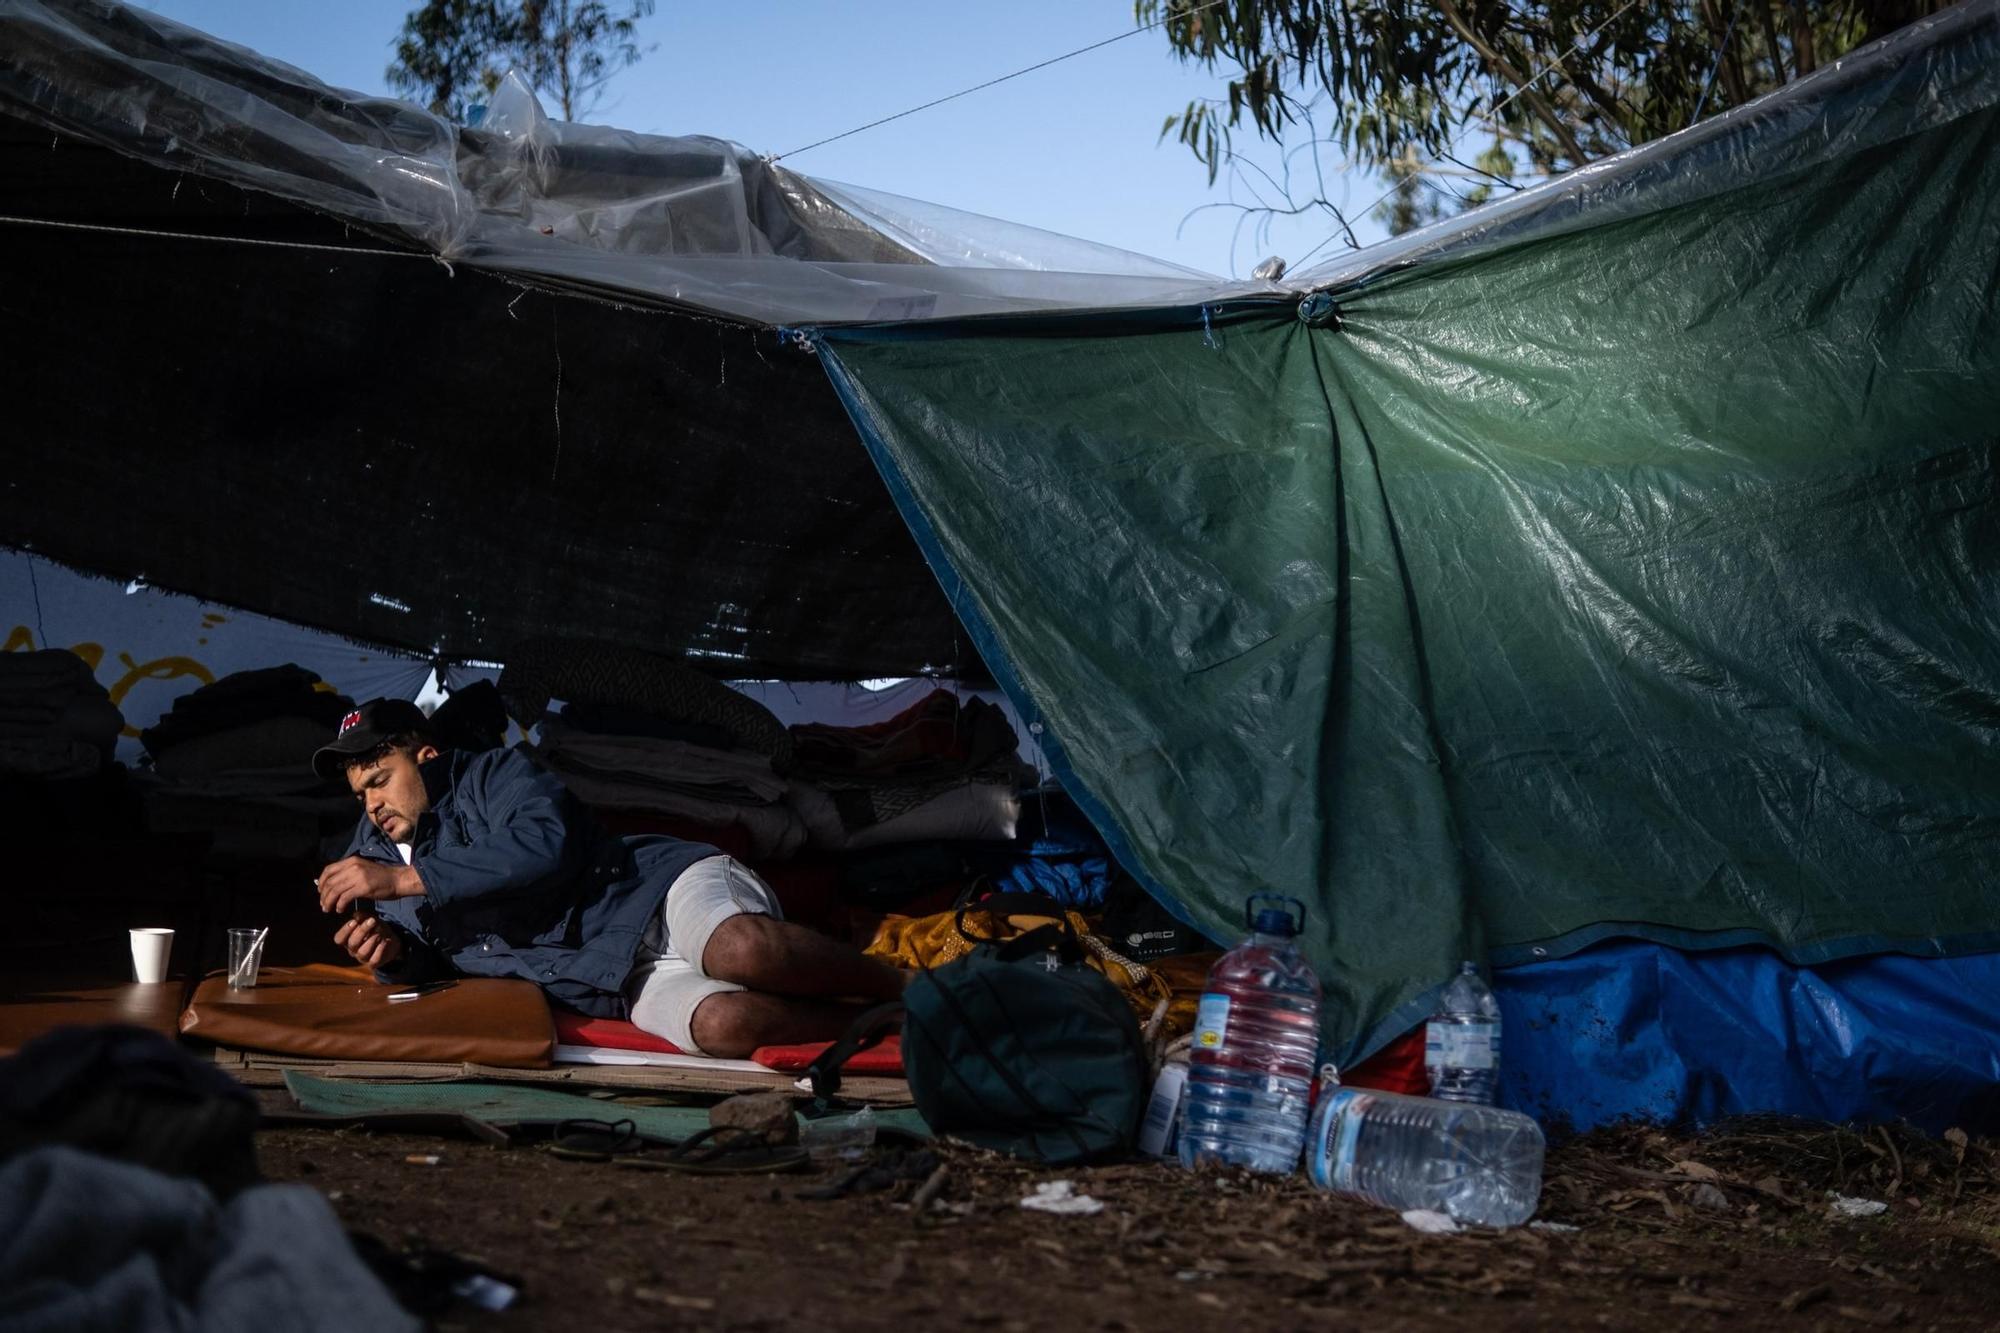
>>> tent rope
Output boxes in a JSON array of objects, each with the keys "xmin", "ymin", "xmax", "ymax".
[
  {"xmin": 1291, "ymin": 0, "xmax": 1643, "ymax": 274},
  {"xmin": 0, "ymin": 211, "xmax": 445, "ymax": 263},
  {"xmin": 0, "ymin": 211, "xmax": 794, "ymax": 336},
  {"xmin": 770, "ymin": 0, "xmax": 1233, "ymax": 163}
]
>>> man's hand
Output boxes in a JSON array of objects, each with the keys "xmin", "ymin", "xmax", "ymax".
[
  {"xmin": 317, "ymin": 856, "xmax": 423, "ymax": 914},
  {"xmin": 333, "ymin": 914, "xmax": 405, "ymax": 970}
]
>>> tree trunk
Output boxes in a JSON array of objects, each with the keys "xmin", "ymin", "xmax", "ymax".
[
  {"xmin": 1758, "ymin": 1, "xmax": 1790, "ymax": 84},
  {"xmin": 559, "ymin": 0, "xmax": 574, "ymax": 120},
  {"xmin": 1789, "ymin": 0, "xmax": 1817, "ymax": 76}
]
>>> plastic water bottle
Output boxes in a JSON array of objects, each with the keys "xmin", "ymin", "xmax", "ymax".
[
  {"xmin": 1178, "ymin": 895, "xmax": 1321, "ymax": 1175},
  {"xmin": 1136, "ymin": 1063, "xmax": 1189, "ymax": 1158},
  {"xmin": 1305, "ymin": 1087, "xmax": 1545, "ymax": 1227},
  {"xmin": 1425, "ymin": 961, "xmax": 1501, "ymax": 1104}
]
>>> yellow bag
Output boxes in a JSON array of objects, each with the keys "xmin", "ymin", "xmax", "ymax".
[{"xmin": 867, "ymin": 898, "xmax": 1179, "ymax": 1031}]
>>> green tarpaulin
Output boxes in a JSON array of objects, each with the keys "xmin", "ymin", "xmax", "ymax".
[{"xmin": 817, "ymin": 38, "xmax": 2000, "ymax": 1064}]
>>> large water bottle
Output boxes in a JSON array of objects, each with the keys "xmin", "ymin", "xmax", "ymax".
[
  {"xmin": 1178, "ymin": 895, "xmax": 1321, "ymax": 1175},
  {"xmin": 1305, "ymin": 1087, "xmax": 1545, "ymax": 1227},
  {"xmin": 1425, "ymin": 961, "xmax": 1501, "ymax": 1104}
]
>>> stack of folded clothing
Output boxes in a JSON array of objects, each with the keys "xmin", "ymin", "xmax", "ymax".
[
  {"xmin": 503, "ymin": 637, "xmax": 811, "ymax": 858},
  {"xmin": 0, "ymin": 650, "xmax": 122, "ymax": 781},
  {"xmin": 530, "ymin": 712, "xmax": 809, "ymax": 858},
  {"xmin": 499, "ymin": 636, "xmax": 793, "ymax": 765},
  {"xmin": 428, "ymin": 679, "xmax": 509, "ymax": 753},
  {"xmin": 787, "ymin": 689, "xmax": 1032, "ymax": 853},
  {"xmin": 139, "ymin": 665, "xmax": 351, "ymax": 761},
  {"xmin": 137, "ymin": 665, "xmax": 356, "ymax": 858}
]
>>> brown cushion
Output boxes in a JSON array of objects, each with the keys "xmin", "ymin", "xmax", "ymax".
[
  {"xmin": 179, "ymin": 964, "xmax": 553, "ymax": 1069},
  {"xmin": 0, "ymin": 978, "xmax": 186, "ymax": 1056}
]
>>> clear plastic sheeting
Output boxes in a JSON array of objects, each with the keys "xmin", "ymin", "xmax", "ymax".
[
  {"xmin": 1, "ymin": 1, "xmax": 1991, "ymax": 327},
  {"xmin": 0, "ymin": 0, "xmax": 1251, "ymax": 325},
  {"xmin": 810, "ymin": 176, "xmax": 1215, "ymax": 278}
]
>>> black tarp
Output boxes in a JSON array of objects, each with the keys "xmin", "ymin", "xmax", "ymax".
[{"xmin": 0, "ymin": 114, "xmax": 978, "ymax": 679}]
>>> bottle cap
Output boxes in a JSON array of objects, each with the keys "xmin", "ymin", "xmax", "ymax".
[
  {"xmin": 1252, "ymin": 907, "xmax": 1296, "ymax": 936},
  {"xmin": 1244, "ymin": 893, "xmax": 1306, "ymax": 937}
]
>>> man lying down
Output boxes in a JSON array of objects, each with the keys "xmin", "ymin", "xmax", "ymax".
[{"xmin": 310, "ymin": 698, "xmax": 905, "ymax": 1058}]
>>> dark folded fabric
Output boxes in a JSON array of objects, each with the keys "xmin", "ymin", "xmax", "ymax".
[
  {"xmin": 792, "ymin": 691, "xmax": 1020, "ymax": 785},
  {"xmin": 142, "ymin": 665, "xmax": 351, "ymax": 759},
  {"xmin": 556, "ymin": 700, "xmax": 734, "ymax": 750},
  {"xmin": 0, "ymin": 649, "xmax": 97, "ymax": 696},
  {"xmin": 431, "ymin": 680, "xmax": 508, "ymax": 753},
  {"xmin": 0, "ymin": 651, "xmax": 123, "ymax": 770},
  {"xmin": 496, "ymin": 636, "xmax": 793, "ymax": 767}
]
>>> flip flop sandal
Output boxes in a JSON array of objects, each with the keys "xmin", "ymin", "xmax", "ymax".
[
  {"xmin": 546, "ymin": 1117, "xmax": 650, "ymax": 1162},
  {"xmin": 615, "ymin": 1125, "xmax": 809, "ymax": 1176}
]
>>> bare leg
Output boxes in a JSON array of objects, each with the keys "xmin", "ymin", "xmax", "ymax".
[
  {"xmin": 700, "ymin": 914, "xmax": 906, "ymax": 1002},
  {"xmin": 688, "ymin": 991, "xmax": 877, "ymax": 1059}
]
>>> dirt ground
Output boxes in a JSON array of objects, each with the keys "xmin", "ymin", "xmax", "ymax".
[{"xmin": 258, "ymin": 1114, "xmax": 2000, "ymax": 1332}]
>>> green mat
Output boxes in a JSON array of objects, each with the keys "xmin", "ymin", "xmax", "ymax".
[
  {"xmin": 281, "ymin": 1071, "xmax": 934, "ymax": 1142},
  {"xmin": 283, "ymin": 1071, "xmax": 714, "ymax": 1140}
]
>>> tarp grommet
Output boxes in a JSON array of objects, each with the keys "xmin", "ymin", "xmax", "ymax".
[{"xmin": 1297, "ymin": 292, "xmax": 1341, "ymax": 328}]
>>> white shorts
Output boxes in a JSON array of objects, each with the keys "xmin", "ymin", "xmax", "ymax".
[{"xmin": 624, "ymin": 856, "xmax": 782, "ymax": 1056}]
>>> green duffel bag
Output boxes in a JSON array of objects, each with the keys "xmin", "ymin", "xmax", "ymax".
[
  {"xmin": 901, "ymin": 893, "xmax": 1149, "ymax": 1164},
  {"xmin": 806, "ymin": 894, "xmax": 1152, "ymax": 1164}
]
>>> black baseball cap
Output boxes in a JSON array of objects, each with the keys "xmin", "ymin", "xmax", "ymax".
[{"xmin": 311, "ymin": 697, "xmax": 433, "ymax": 780}]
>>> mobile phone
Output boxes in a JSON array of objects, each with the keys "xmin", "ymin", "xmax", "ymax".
[{"xmin": 387, "ymin": 980, "xmax": 456, "ymax": 1003}]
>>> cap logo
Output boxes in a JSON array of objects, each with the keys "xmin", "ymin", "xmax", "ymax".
[{"xmin": 338, "ymin": 710, "xmax": 363, "ymax": 735}]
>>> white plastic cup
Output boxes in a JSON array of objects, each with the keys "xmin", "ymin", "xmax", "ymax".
[{"xmin": 130, "ymin": 928, "xmax": 174, "ymax": 984}]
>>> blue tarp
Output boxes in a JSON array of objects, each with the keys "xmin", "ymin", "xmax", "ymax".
[{"xmin": 1495, "ymin": 941, "xmax": 2000, "ymax": 1133}]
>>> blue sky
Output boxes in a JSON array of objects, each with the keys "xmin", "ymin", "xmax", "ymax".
[{"xmin": 137, "ymin": 1, "xmax": 1389, "ymax": 276}]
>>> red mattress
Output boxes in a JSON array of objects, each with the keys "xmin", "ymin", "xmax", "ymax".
[
  {"xmin": 1344, "ymin": 1027, "xmax": 1429, "ymax": 1095},
  {"xmin": 555, "ymin": 1011, "xmax": 904, "ymax": 1075}
]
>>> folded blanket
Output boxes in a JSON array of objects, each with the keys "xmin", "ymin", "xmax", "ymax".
[
  {"xmin": 497, "ymin": 636, "xmax": 792, "ymax": 767},
  {"xmin": 839, "ymin": 779, "xmax": 1022, "ymax": 851},
  {"xmin": 151, "ymin": 715, "xmax": 337, "ymax": 780},
  {"xmin": 531, "ymin": 720, "xmax": 789, "ymax": 805},
  {"xmin": 0, "ymin": 651, "xmax": 123, "ymax": 771},
  {"xmin": 558, "ymin": 700, "xmax": 734, "ymax": 750},
  {"xmin": 141, "ymin": 666, "xmax": 351, "ymax": 760},
  {"xmin": 0, "ymin": 649, "xmax": 96, "ymax": 696},
  {"xmin": 791, "ymin": 689, "xmax": 1021, "ymax": 783},
  {"xmin": 534, "ymin": 761, "xmax": 810, "ymax": 860},
  {"xmin": 0, "ymin": 737, "xmax": 101, "ymax": 781}
]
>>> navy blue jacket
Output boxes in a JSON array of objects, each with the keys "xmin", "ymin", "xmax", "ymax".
[{"xmin": 346, "ymin": 748, "xmax": 719, "ymax": 1018}]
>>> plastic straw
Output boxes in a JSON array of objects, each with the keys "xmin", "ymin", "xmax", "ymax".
[{"xmin": 231, "ymin": 925, "xmax": 270, "ymax": 987}]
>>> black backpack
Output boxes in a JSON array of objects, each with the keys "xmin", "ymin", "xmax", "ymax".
[{"xmin": 812, "ymin": 893, "xmax": 1149, "ymax": 1165}]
